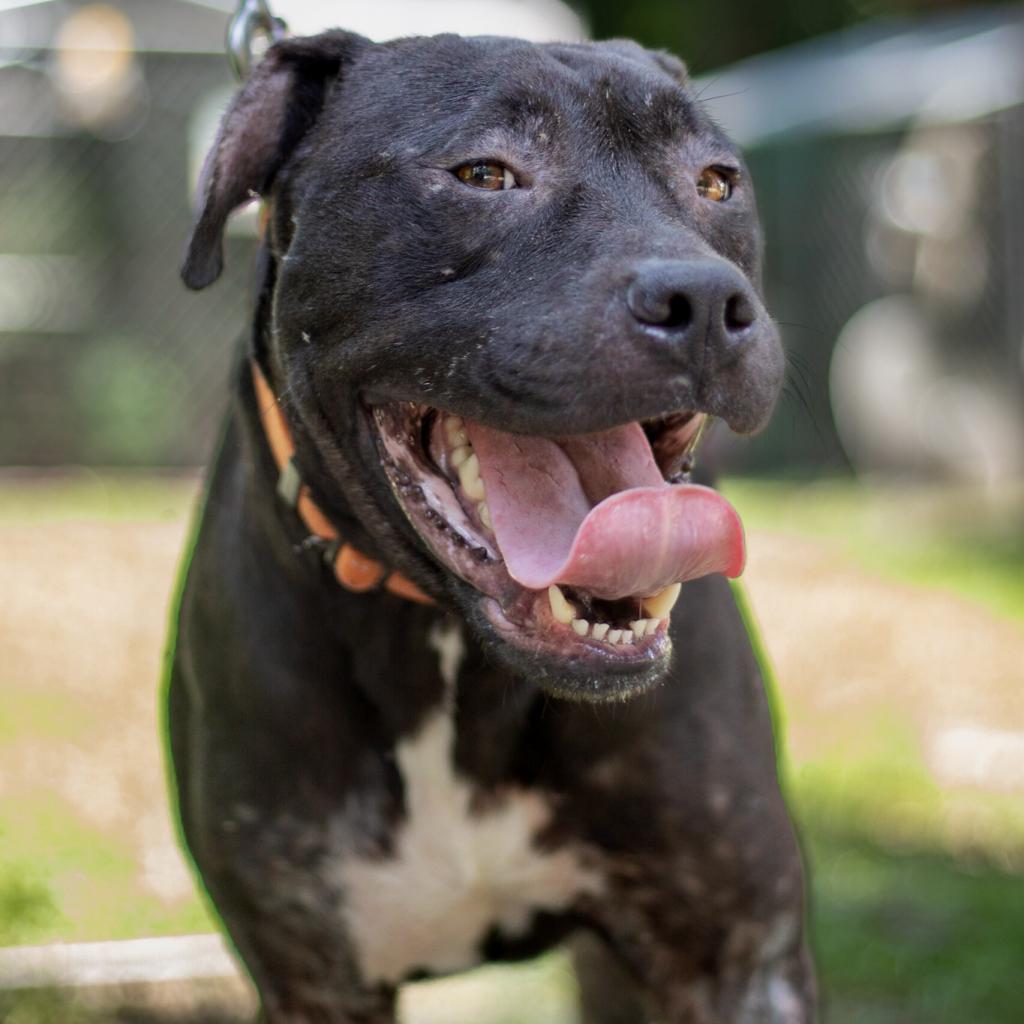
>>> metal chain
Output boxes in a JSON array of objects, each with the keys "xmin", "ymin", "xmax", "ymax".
[{"xmin": 227, "ymin": 0, "xmax": 288, "ymax": 80}]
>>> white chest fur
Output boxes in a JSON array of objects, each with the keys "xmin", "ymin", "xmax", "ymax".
[{"xmin": 335, "ymin": 624, "xmax": 602, "ymax": 984}]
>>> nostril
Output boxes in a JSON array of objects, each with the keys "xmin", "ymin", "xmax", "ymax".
[
  {"xmin": 627, "ymin": 278, "xmax": 694, "ymax": 330},
  {"xmin": 663, "ymin": 294, "xmax": 692, "ymax": 330},
  {"xmin": 723, "ymin": 293, "xmax": 755, "ymax": 334}
]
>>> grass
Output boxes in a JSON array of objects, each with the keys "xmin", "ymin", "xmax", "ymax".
[
  {"xmin": 723, "ymin": 476, "xmax": 1024, "ymax": 623},
  {"xmin": 0, "ymin": 789, "xmax": 213, "ymax": 945},
  {"xmin": 808, "ymin": 830, "xmax": 1024, "ymax": 1023},
  {"xmin": 0, "ymin": 469, "xmax": 199, "ymax": 524},
  {"xmin": 791, "ymin": 747, "xmax": 1024, "ymax": 1023},
  {"xmin": 1, "ymin": 472, "xmax": 1023, "ymax": 1021}
]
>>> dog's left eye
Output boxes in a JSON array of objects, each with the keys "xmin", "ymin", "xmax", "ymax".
[
  {"xmin": 454, "ymin": 162, "xmax": 517, "ymax": 191},
  {"xmin": 697, "ymin": 167, "xmax": 735, "ymax": 202}
]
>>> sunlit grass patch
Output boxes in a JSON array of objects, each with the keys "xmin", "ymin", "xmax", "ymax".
[
  {"xmin": 0, "ymin": 869, "xmax": 58, "ymax": 948},
  {"xmin": 402, "ymin": 952, "xmax": 579, "ymax": 1024},
  {"xmin": 724, "ymin": 477, "xmax": 1024, "ymax": 622},
  {"xmin": 0, "ymin": 471, "xmax": 199, "ymax": 524},
  {"xmin": 0, "ymin": 691, "xmax": 103, "ymax": 746},
  {"xmin": 0, "ymin": 789, "xmax": 213, "ymax": 946}
]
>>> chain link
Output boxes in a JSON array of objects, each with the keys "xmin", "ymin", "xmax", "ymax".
[{"xmin": 226, "ymin": 0, "xmax": 288, "ymax": 80}]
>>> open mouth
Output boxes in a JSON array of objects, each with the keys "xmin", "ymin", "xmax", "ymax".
[{"xmin": 367, "ymin": 401, "xmax": 744, "ymax": 680}]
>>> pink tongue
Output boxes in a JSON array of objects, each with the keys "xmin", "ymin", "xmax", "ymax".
[{"xmin": 464, "ymin": 422, "xmax": 745, "ymax": 600}]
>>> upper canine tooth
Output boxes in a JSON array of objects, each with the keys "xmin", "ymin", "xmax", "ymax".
[
  {"xmin": 445, "ymin": 416, "xmax": 468, "ymax": 447},
  {"xmin": 548, "ymin": 585, "xmax": 576, "ymax": 625},
  {"xmin": 642, "ymin": 583, "xmax": 682, "ymax": 620},
  {"xmin": 450, "ymin": 445, "xmax": 472, "ymax": 468},
  {"xmin": 571, "ymin": 619, "xmax": 589, "ymax": 636},
  {"xmin": 458, "ymin": 453, "xmax": 486, "ymax": 500}
]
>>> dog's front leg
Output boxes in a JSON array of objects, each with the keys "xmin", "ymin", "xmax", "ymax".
[
  {"xmin": 651, "ymin": 945, "xmax": 816, "ymax": 1024},
  {"xmin": 176, "ymin": 793, "xmax": 395, "ymax": 1023},
  {"xmin": 598, "ymin": 886, "xmax": 816, "ymax": 1024},
  {"xmin": 170, "ymin": 667, "xmax": 402, "ymax": 1024},
  {"xmin": 183, "ymin": 803, "xmax": 400, "ymax": 1024}
]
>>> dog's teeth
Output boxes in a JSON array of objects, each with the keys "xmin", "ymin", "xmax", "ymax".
[
  {"xmin": 571, "ymin": 618, "xmax": 589, "ymax": 637},
  {"xmin": 642, "ymin": 583, "xmax": 682, "ymax": 620},
  {"xmin": 591, "ymin": 622, "xmax": 610, "ymax": 641},
  {"xmin": 445, "ymin": 416, "xmax": 469, "ymax": 447},
  {"xmin": 450, "ymin": 444, "xmax": 472, "ymax": 469},
  {"xmin": 629, "ymin": 619, "xmax": 647, "ymax": 638},
  {"xmin": 478, "ymin": 501, "xmax": 493, "ymax": 530},
  {"xmin": 548, "ymin": 585, "xmax": 577, "ymax": 625},
  {"xmin": 458, "ymin": 453, "xmax": 486, "ymax": 501},
  {"xmin": 607, "ymin": 629, "xmax": 623, "ymax": 644},
  {"xmin": 620, "ymin": 629, "xmax": 634, "ymax": 645}
]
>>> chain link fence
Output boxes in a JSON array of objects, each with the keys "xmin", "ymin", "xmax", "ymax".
[{"xmin": 1, "ymin": 1, "xmax": 255, "ymax": 466}]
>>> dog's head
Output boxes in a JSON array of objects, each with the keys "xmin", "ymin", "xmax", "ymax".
[{"xmin": 184, "ymin": 30, "xmax": 783, "ymax": 701}]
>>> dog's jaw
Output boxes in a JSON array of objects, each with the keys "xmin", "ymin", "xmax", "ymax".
[{"xmin": 360, "ymin": 397, "xmax": 737, "ymax": 700}]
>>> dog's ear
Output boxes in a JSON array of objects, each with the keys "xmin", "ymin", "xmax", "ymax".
[
  {"xmin": 182, "ymin": 30, "xmax": 368, "ymax": 290},
  {"xmin": 649, "ymin": 50, "xmax": 688, "ymax": 86},
  {"xmin": 600, "ymin": 39, "xmax": 689, "ymax": 88}
]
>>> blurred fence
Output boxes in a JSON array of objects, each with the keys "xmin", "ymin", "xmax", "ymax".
[{"xmin": 0, "ymin": 0, "xmax": 255, "ymax": 466}]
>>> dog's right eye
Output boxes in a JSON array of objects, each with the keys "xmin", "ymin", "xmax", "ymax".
[{"xmin": 454, "ymin": 162, "xmax": 517, "ymax": 191}]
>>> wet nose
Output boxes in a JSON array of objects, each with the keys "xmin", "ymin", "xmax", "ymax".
[{"xmin": 626, "ymin": 258, "xmax": 760, "ymax": 363}]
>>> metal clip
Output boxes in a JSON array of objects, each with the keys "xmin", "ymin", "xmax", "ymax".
[
  {"xmin": 227, "ymin": 0, "xmax": 288, "ymax": 80},
  {"xmin": 276, "ymin": 456, "xmax": 302, "ymax": 509}
]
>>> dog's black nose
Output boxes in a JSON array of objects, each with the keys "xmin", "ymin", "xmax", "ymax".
[{"xmin": 626, "ymin": 259, "xmax": 759, "ymax": 363}]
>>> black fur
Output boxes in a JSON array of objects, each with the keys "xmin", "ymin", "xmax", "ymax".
[{"xmin": 171, "ymin": 30, "xmax": 815, "ymax": 1023}]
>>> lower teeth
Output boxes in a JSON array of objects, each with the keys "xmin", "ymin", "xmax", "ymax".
[{"xmin": 546, "ymin": 584, "xmax": 669, "ymax": 646}]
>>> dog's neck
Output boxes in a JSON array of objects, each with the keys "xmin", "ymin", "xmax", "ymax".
[
  {"xmin": 249, "ymin": 358, "xmax": 432, "ymax": 604},
  {"xmin": 227, "ymin": 361, "xmax": 448, "ymax": 718},
  {"xmin": 227, "ymin": 364, "xmax": 555, "ymax": 763},
  {"xmin": 243, "ymin": 244, "xmax": 431, "ymax": 602}
]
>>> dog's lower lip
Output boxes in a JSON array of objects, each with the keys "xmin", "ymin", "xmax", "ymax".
[{"xmin": 481, "ymin": 595, "xmax": 672, "ymax": 674}]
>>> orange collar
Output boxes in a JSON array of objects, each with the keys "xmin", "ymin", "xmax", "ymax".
[{"xmin": 251, "ymin": 361, "xmax": 434, "ymax": 605}]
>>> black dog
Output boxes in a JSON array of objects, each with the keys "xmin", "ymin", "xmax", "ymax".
[{"xmin": 170, "ymin": 28, "xmax": 815, "ymax": 1024}]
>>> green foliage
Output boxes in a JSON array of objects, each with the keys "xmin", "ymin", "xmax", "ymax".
[
  {"xmin": 575, "ymin": 0, "xmax": 998, "ymax": 73},
  {"xmin": 72, "ymin": 338, "xmax": 190, "ymax": 466}
]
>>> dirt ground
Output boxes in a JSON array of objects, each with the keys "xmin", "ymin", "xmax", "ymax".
[{"xmin": 748, "ymin": 530, "xmax": 1024, "ymax": 771}]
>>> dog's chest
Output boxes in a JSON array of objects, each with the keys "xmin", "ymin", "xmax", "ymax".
[{"xmin": 335, "ymin": 630, "xmax": 602, "ymax": 984}]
